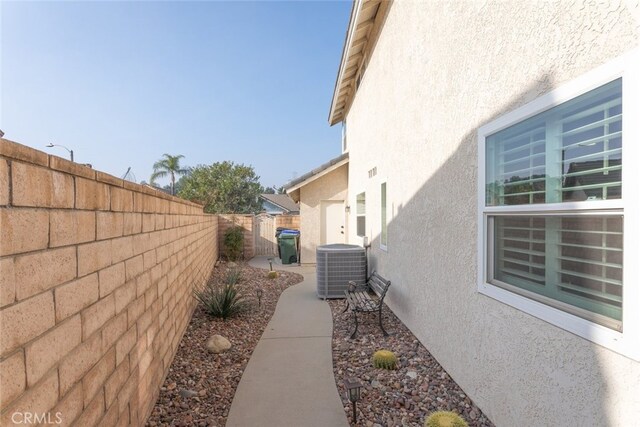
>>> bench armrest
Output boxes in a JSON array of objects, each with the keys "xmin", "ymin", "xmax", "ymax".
[{"xmin": 347, "ymin": 281, "xmax": 369, "ymax": 293}]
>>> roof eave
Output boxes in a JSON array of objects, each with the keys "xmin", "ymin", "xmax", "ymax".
[
  {"xmin": 328, "ymin": 1, "xmax": 391, "ymax": 126},
  {"xmin": 285, "ymin": 156, "xmax": 349, "ymax": 194},
  {"xmin": 328, "ymin": 0, "xmax": 363, "ymax": 126}
]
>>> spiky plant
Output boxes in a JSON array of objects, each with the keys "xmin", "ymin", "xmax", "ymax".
[
  {"xmin": 193, "ymin": 282, "xmax": 248, "ymax": 320},
  {"xmin": 225, "ymin": 268, "xmax": 242, "ymax": 285},
  {"xmin": 267, "ymin": 271, "xmax": 278, "ymax": 279},
  {"xmin": 424, "ymin": 411, "xmax": 469, "ymax": 427},
  {"xmin": 372, "ymin": 349, "xmax": 398, "ymax": 370}
]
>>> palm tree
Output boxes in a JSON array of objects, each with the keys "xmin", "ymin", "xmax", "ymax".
[{"xmin": 150, "ymin": 154, "xmax": 188, "ymax": 195}]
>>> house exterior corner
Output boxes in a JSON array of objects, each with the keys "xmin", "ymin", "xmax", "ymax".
[
  {"xmin": 334, "ymin": 0, "xmax": 640, "ymax": 425},
  {"xmin": 288, "ymin": 162, "xmax": 348, "ymax": 264}
]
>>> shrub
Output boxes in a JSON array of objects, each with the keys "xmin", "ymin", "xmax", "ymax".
[
  {"xmin": 194, "ymin": 281, "xmax": 248, "ymax": 320},
  {"xmin": 225, "ymin": 268, "xmax": 242, "ymax": 285},
  {"xmin": 267, "ymin": 271, "xmax": 278, "ymax": 279},
  {"xmin": 224, "ymin": 226, "xmax": 244, "ymax": 261},
  {"xmin": 372, "ymin": 349, "xmax": 398, "ymax": 370},
  {"xmin": 424, "ymin": 411, "xmax": 468, "ymax": 427}
]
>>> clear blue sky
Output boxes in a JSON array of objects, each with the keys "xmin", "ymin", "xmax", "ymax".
[{"xmin": 1, "ymin": 0, "xmax": 351, "ymax": 189}]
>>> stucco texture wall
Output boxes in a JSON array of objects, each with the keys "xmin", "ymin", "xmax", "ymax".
[
  {"xmin": 0, "ymin": 139, "xmax": 218, "ymax": 426},
  {"xmin": 298, "ymin": 164, "xmax": 348, "ymax": 264},
  {"xmin": 343, "ymin": 1, "xmax": 639, "ymax": 426}
]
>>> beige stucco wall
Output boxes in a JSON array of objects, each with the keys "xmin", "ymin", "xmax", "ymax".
[
  {"xmin": 343, "ymin": 1, "xmax": 639, "ymax": 426},
  {"xmin": 298, "ymin": 164, "xmax": 348, "ymax": 264}
]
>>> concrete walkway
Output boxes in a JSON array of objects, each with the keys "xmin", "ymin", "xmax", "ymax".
[{"xmin": 226, "ymin": 256, "xmax": 349, "ymax": 427}]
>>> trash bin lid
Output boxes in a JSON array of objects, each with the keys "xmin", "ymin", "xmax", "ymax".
[{"xmin": 279, "ymin": 233, "xmax": 298, "ymax": 239}]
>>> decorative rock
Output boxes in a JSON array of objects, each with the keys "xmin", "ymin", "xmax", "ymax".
[
  {"xmin": 206, "ymin": 335, "xmax": 232, "ymax": 353},
  {"xmin": 147, "ymin": 263, "xmax": 305, "ymax": 426},
  {"xmin": 179, "ymin": 389, "xmax": 199, "ymax": 399},
  {"xmin": 326, "ymin": 299, "xmax": 494, "ymax": 427}
]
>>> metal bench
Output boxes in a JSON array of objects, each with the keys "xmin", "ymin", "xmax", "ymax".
[{"xmin": 343, "ymin": 271, "xmax": 391, "ymax": 339}]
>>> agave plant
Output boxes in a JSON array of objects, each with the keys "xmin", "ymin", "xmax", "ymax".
[
  {"xmin": 193, "ymin": 281, "xmax": 248, "ymax": 320},
  {"xmin": 225, "ymin": 267, "xmax": 242, "ymax": 285}
]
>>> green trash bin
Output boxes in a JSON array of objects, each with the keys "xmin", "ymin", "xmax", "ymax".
[{"xmin": 278, "ymin": 234, "xmax": 298, "ymax": 264}]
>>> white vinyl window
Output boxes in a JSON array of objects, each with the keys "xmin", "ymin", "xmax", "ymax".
[
  {"xmin": 477, "ymin": 50, "xmax": 640, "ymax": 360},
  {"xmin": 356, "ymin": 192, "xmax": 366, "ymax": 237},
  {"xmin": 380, "ymin": 183, "xmax": 387, "ymax": 249}
]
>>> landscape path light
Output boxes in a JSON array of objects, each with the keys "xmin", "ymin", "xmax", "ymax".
[
  {"xmin": 344, "ymin": 377, "xmax": 363, "ymax": 425},
  {"xmin": 256, "ymin": 287, "xmax": 263, "ymax": 308}
]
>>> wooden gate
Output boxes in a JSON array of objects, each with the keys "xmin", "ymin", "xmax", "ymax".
[{"xmin": 254, "ymin": 214, "xmax": 277, "ymax": 256}]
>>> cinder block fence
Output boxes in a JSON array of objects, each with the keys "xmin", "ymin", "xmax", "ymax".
[{"xmin": 0, "ymin": 139, "xmax": 218, "ymax": 426}]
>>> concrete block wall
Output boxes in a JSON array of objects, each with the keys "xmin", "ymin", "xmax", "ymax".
[
  {"xmin": 218, "ymin": 214, "xmax": 255, "ymax": 260},
  {"xmin": 275, "ymin": 214, "xmax": 300, "ymax": 230},
  {"xmin": 217, "ymin": 215, "xmax": 299, "ymax": 260},
  {"xmin": 0, "ymin": 138, "xmax": 218, "ymax": 426}
]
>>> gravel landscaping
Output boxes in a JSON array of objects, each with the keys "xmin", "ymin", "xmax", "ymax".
[
  {"xmin": 329, "ymin": 300, "xmax": 495, "ymax": 427},
  {"xmin": 146, "ymin": 258, "xmax": 494, "ymax": 427},
  {"xmin": 146, "ymin": 261, "xmax": 303, "ymax": 427}
]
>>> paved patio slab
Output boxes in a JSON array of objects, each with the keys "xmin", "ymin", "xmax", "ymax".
[{"xmin": 226, "ymin": 257, "xmax": 349, "ymax": 427}]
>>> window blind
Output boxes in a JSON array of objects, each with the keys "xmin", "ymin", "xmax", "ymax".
[
  {"xmin": 561, "ymin": 91, "xmax": 622, "ymax": 202},
  {"xmin": 557, "ymin": 216, "xmax": 622, "ymax": 324},
  {"xmin": 488, "ymin": 124, "xmax": 547, "ymax": 205},
  {"xmin": 486, "ymin": 79, "xmax": 622, "ymax": 206},
  {"xmin": 493, "ymin": 215, "xmax": 623, "ymax": 328},
  {"xmin": 494, "ymin": 216, "xmax": 546, "ymax": 288}
]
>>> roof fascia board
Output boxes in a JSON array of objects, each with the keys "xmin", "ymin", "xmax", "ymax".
[
  {"xmin": 329, "ymin": 1, "xmax": 393, "ymax": 126},
  {"xmin": 328, "ymin": 0, "xmax": 364, "ymax": 125},
  {"xmin": 285, "ymin": 158, "xmax": 349, "ymax": 194}
]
